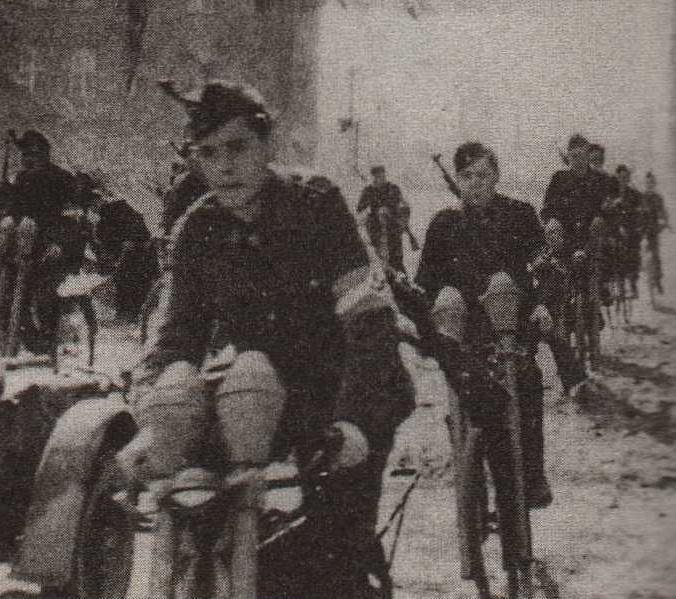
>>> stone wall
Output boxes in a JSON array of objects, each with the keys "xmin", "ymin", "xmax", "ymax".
[{"xmin": 0, "ymin": 0, "xmax": 321, "ymax": 229}]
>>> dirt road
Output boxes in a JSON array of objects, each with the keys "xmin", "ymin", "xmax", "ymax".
[
  {"xmin": 1, "ymin": 244, "xmax": 674, "ymax": 598},
  {"xmin": 385, "ymin": 245, "xmax": 676, "ymax": 598}
]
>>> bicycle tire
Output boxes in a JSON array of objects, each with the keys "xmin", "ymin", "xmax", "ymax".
[
  {"xmin": 587, "ymin": 263, "xmax": 602, "ymax": 371},
  {"xmin": 573, "ymin": 287, "xmax": 587, "ymax": 369}
]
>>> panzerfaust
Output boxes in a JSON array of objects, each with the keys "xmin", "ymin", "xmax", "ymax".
[{"xmin": 432, "ymin": 153, "xmax": 461, "ymax": 198}]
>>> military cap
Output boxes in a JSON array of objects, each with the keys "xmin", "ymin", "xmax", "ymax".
[
  {"xmin": 158, "ymin": 79, "xmax": 273, "ymax": 142},
  {"xmin": 615, "ymin": 164, "xmax": 630, "ymax": 175},
  {"xmin": 14, "ymin": 129, "xmax": 50, "ymax": 154},
  {"xmin": 453, "ymin": 142, "xmax": 498, "ymax": 172},
  {"xmin": 567, "ymin": 134, "xmax": 589, "ymax": 151},
  {"xmin": 588, "ymin": 143, "xmax": 605, "ymax": 157}
]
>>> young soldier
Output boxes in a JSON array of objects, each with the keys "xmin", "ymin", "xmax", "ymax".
[
  {"xmin": 542, "ymin": 134, "xmax": 606, "ymax": 384},
  {"xmin": 604, "ymin": 165, "xmax": 642, "ymax": 297},
  {"xmin": 542, "ymin": 135, "xmax": 607, "ymax": 257},
  {"xmin": 416, "ymin": 142, "xmax": 553, "ymax": 508},
  {"xmin": 357, "ymin": 165, "xmax": 416, "ymax": 274},
  {"xmin": 640, "ymin": 171, "xmax": 669, "ymax": 294},
  {"xmin": 117, "ymin": 81, "xmax": 414, "ymax": 598},
  {"xmin": 588, "ymin": 142, "xmax": 618, "ymax": 306},
  {"xmin": 8, "ymin": 131, "xmax": 77, "ymax": 355}
]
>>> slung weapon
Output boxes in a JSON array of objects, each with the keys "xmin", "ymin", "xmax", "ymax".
[{"xmin": 432, "ymin": 153, "xmax": 461, "ymax": 198}]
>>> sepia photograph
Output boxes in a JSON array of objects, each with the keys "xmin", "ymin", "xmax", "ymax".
[{"xmin": 0, "ymin": 1, "xmax": 674, "ymax": 597}]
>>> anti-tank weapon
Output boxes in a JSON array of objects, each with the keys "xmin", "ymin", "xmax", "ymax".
[{"xmin": 432, "ymin": 153, "xmax": 461, "ymax": 198}]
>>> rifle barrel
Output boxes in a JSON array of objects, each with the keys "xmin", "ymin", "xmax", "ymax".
[{"xmin": 432, "ymin": 156, "xmax": 460, "ymax": 198}]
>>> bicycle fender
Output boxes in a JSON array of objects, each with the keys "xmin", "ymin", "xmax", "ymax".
[{"xmin": 13, "ymin": 397, "xmax": 137, "ymax": 588}]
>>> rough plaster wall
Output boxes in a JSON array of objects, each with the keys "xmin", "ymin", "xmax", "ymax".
[
  {"xmin": 0, "ymin": 0, "xmax": 321, "ymax": 231},
  {"xmin": 139, "ymin": 0, "xmax": 320, "ymax": 166}
]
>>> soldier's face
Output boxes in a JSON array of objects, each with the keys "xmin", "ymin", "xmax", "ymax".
[
  {"xmin": 617, "ymin": 171, "xmax": 630, "ymax": 186},
  {"xmin": 21, "ymin": 151, "xmax": 49, "ymax": 172},
  {"xmin": 589, "ymin": 151, "xmax": 603, "ymax": 170},
  {"xmin": 373, "ymin": 172, "xmax": 386, "ymax": 186},
  {"xmin": 645, "ymin": 177, "xmax": 656, "ymax": 192},
  {"xmin": 189, "ymin": 117, "xmax": 272, "ymax": 216},
  {"xmin": 456, "ymin": 157, "xmax": 498, "ymax": 207},
  {"xmin": 567, "ymin": 147, "xmax": 589, "ymax": 172}
]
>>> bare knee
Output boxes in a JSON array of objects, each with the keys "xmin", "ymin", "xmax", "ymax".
[
  {"xmin": 155, "ymin": 360, "xmax": 201, "ymax": 389},
  {"xmin": 217, "ymin": 351, "xmax": 283, "ymax": 394},
  {"xmin": 216, "ymin": 351, "xmax": 287, "ymax": 463},
  {"xmin": 431, "ymin": 286, "xmax": 467, "ymax": 342}
]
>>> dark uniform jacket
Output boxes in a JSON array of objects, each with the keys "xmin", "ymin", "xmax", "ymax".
[
  {"xmin": 357, "ymin": 182, "xmax": 407, "ymax": 270},
  {"xmin": 542, "ymin": 168, "xmax": 608, "ymax": 254},
  {"xmin": 602, "ymin": 185, "xmax": 642, "ymax": 242},
  {"xmin": 10, "ymin": 163, "xmax": 75, "ymax": 252},
  {"xmin": 137, "ymin": 174, "xmax": 414, "ymax": 456},
  {"xmin": 95, "ymin": 199, "xmax": 157, "ymax": 318},
  {"xmin": 640, "ymin": 191, "xmax": 668, "ymax": 238},
  {"xmin": 416, "ymin": 194, "xmax": 545, "ymax": 344},
  {"xmin": 96, "ymin": 200, "xmax": 150, "ymax": 263}
]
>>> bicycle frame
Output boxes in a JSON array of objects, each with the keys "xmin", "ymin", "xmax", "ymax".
[
  {"xmin": 566, "ymin": 252, "xmax": 603, "ymax": 372},
  {"xmin": 389, "ymin": 272, "xmax": 535, "ymax": 599},
  {"xmin": 142, "ymin": 432, "xmax": 347, "ymax": 599}
]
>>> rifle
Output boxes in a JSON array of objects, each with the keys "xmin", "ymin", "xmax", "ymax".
[
  {"xmin": 0, "ymin": 217, "xmax": 16, "ymax": 352},
  {"xmin": 169, "ymin": 140, "xmax": 190, "ymax": 159},
  {"xmin": 0, "ymin": 130, "xmax": 17, "ymax": 213},
  {"xmin": 432, "ymin": 153, "xmax": 460, "ymax": 198},
  {"xmin": 556, "ymin": 144, "xmax": 569, "ymax": 166},
  {"xmin": 398, "ymin": 203, "xmax": 420, "ymax": 251}
]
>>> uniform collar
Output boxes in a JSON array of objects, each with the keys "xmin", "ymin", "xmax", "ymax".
[
  {"xmin": 197, "ymin": 175, "xmax": 298, "ymax": 237},
  {"xmin": 464, "ymin": 194, "xmax": 502, "ymax": 219}
]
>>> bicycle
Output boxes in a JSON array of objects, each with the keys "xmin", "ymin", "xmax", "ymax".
[
  {"xmin": 643, "ymin": 237, "xmax": 661, "ymax": 309},
  {"xmin": 0, "ymin": 216, "xmax": 99, "ymax": 372},
  {"xmin": 27, "ymin": 413, "xmax": 403, "ymax": 599},
  {"xmin": 390, "ymin": 272, "xmax": 538, "ymax": 599}
]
